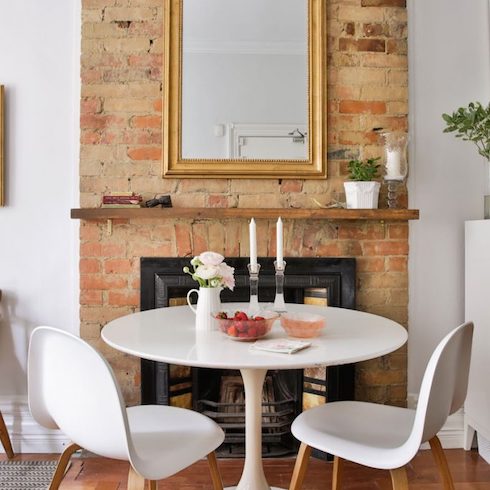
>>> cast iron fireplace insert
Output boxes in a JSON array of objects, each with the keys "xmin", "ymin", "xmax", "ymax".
[{"xmin": 140, "ymin": 257, "xmax": 356, "ymax": 457}]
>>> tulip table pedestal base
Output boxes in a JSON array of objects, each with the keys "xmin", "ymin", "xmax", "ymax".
[{"xmin": 223, "ymin": 368, "xmax": 286, "ymax": 490}]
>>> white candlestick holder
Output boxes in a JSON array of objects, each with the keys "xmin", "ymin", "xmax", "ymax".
[
  {"xmin": 247, "ymin": 263, "xmax": 261, "ymax": 315},
  {"xmin": 273, "ymin": 260, "xmax": 287, "ymax": 312}
]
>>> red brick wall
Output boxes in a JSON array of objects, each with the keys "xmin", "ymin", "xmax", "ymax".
[{"xmin": 80, "ymin": 0, "xmax": 409, "ymax": 406}]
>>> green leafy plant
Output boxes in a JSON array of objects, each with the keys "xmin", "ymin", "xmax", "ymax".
[
  {"xmin": 347, "ymin": 157, "xmax": 380, "ymax": 181},
  {"xmin": 442, "ymin": 102, "xmax": 490, "ymax": 160}
]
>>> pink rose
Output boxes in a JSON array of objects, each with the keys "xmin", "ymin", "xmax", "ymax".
[
  {"xmin": 219, "ymin": 263, "xmax": 235, "ymax": 291},
  {"xmin": 198, "ymin": 251, "xmax": 224, "ymax": 266}
]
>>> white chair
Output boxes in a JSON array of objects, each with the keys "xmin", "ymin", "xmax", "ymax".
[
  {"xmin": 0, "ymin": 410, "xmax": 14, "ymax": 458},
  {"xmin": 288, "ymin": 321, "xmax": 474, "ymax": 490},
  {"xmin": 0, "ymin": 289, "xmax": 14, "ymax": 459},
  {"xmin": 28, "ymin": 326, "xmax": 225, "ymax": 490}
]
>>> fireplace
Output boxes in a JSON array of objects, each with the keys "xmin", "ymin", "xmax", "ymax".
[{"xmin": 140, "ymin": 257, "xmax": 356, "ymax": 457}]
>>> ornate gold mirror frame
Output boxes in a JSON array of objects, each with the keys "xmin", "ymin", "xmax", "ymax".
[
  {"xmin": 162, "ymin": 0, "xmax": 326, "ymax": 179},
  {"xmin": 0, "ymin": 85, "xmax": 4, "ymax": 206}
]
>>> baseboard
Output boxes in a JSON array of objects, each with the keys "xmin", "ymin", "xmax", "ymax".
[
  {"xmin": 0, "ymin": 395, "xmax": 70, "ymax": 454},
  {"xmin": 408, "ymin": 392, "xmax": 466, "ymax": 449}
]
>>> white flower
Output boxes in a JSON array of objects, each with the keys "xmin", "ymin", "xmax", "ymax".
[
  {"xmin": 194, "ymin": 264, "xmax": 220, "ymax": 280},
  {"xmin": 198, "ymin": 251, "xmax": 224, "ymax": 266},
  {"xmin": 190, "ymin": 257, "xmax": 201, "ymax": 267},
  {"xmin": 209, "ymin": 278, "xmax": 221, "ymax": 288}
]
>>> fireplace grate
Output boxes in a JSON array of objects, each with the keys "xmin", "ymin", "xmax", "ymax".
[
  {"xmin": 198, "ymin": 373, "xmax": 298, "ymax": 458},
  {"xmin": 200, "ymin": 398, "xmax": 296, "ymax": 458}
]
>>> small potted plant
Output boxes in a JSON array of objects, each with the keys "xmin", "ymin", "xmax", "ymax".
[{"xmin": 344, "ymin": 157, "xmax": 381, "ymax": 209}]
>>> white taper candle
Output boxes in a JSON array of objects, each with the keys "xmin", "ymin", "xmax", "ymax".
[
  {"xmin": 276, "ymin": 217, "xmax": 283, "ymax": 267},
  {"xmin": 249, "ymin": 218, "xmax": 257, "ymax": 268}
]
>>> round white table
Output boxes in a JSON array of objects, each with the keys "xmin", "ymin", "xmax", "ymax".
[{"xmin": 102, "ymin": 303, "xmax": 407, "ymax": 490}]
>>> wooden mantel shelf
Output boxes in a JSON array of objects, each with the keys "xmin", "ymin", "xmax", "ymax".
[{"xmin": 71, "ymin": 207, "xmax": 419, "ymax": 221}]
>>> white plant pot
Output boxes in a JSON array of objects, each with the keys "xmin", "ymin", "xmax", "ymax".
[{"xmin": 344, "ymin": 181, "xmax": 381, "ymax": 209}]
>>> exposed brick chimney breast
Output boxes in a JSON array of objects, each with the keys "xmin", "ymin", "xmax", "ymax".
[{"xmin": 79, "ymin": 0, "xmax": 409, "ymax": 407}]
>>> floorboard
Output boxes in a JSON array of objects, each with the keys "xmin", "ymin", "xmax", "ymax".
[{"xmin": 1, "ymin": 449, "xmax": 489, "ymax": 489}]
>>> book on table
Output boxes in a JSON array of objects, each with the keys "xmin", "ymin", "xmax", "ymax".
[{"xmin": 251, "ymin": 339, "xmax": 312, "ymax": 354}]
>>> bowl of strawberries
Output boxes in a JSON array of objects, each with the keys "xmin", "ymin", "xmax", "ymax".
[{"xmin": 213, "ymin": 310, "xmax": 279, "ymax": 341}]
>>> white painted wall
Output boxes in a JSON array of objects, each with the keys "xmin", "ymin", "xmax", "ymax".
[
  {"xmin": 408, "ymin": 0, "xmax": 490, "ymax": 403},
  {"xmin": 0, "ymin": 0, "xmax": 80, "ymax": 451}
]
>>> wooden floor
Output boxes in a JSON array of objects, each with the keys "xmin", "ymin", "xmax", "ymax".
[{"xmin": 2, "ymin": 449, "xmax": 490, "ymax": 489}]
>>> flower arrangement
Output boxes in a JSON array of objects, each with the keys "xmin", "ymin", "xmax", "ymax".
[{"xmin": 183, "ymin": 251, "xmax": 235, "ymax": 290}]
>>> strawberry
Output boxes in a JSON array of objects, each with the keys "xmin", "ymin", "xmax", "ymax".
[
  {"xmin": 216, "ymin": 311, "xmax": 228, "ymax": 319},
  {"xmin": 234, "ymin": 311, "xmax": 249, "ymax": 321},
  {"xmin": 227, "ymin": 325, "xmax": 238, "ymax": 337},
  {"xmin": 254, "ymin": 316, "xmax": 265, "ymax": 321},
  {"xmin": 236, "ymin": 321, "xmax": 248, "ymax": 333}
]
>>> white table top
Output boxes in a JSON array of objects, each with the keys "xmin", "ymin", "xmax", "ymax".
[{"xmin": 102, "ymin": 303, "xmax": 407, "ymax": 370}]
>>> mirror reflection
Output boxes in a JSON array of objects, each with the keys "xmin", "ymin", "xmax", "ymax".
[{"xmin": 181, "ymin": 0, "xmax": 308, "ymax": 161}]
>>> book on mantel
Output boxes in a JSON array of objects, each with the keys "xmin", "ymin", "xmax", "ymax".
[
  {"xmin": 101, "ymin": 192, "xmax": 143, "ymax": 208},
  {"xmin": 101, "ymin": 203, "xmax": 143, "ymax": 208}
]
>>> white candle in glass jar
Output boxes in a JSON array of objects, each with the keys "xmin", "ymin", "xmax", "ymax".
[{"xmin": 385, "ymin": 149, "xmax": 404, "ymax": 180}]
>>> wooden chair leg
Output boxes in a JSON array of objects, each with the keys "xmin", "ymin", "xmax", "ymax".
[
  {"xmin": 429, "ymin": 435, "xmax": 456, "ymax": 490},
  {"xmin": 48, "ymin": 442, "xmax": 81, "ymax": 490},
  {"xmin": 147, "ymin": 481, "xmax": 157, "ymax": 490},
  {"xmin": 127, "ymin": 466, "xmax": 146, "ymax": 490},
  {"xmin": 390, "ymin": 466, "xmax": 409, "ymax": 490},
  {"xmin": 289, "ymin": 442, "xmax": 312, "ymax": 490},
  {"xmin": 332, "ymin": 455, "xmax": 344, "ymax": 490},
  {"xmin": 207, "ymin": 452, "xmax": 224, "ymax": 490},
  {"xmin": 0, "ymin": 411, "xmax": 14, "ymax": 459}
]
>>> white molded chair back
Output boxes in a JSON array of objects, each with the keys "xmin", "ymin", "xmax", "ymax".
[
  {"xmin": 409, "ymin": 321, "xmax": 473, "ymax": 451},
  {"xmin": 289, "ymin": 322, "xmax": 474, "ymax": 490},
  {"xmin": 28, "ymin": 326, "xmax": 131, "ymax": 460}
]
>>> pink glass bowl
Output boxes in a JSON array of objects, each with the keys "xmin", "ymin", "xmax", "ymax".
[
  {"xmin": 280, "ymin": 312, "xmax": 326, "ymax": 338},
  {"xmin": 213, "ymin": 310, "xmax": 279, "ymax": 341}
]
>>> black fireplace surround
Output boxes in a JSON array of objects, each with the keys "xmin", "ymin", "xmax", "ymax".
[{"xmin": 140, "ymin": 257, "xmax": 356, "ymax": 457}]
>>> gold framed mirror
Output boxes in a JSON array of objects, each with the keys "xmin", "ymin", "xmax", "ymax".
[
  {"xmin": 163, "ymin": 0, "xmax": 326, "ymax": 179},
  {"xmin": 0, "ymin": 85, "xmax": 4, "ymax": 206}
]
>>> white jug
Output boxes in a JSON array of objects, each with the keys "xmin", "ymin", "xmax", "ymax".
[{"xmin": 186, "ymin": 287, "xmax": 222, "ymax": 331}]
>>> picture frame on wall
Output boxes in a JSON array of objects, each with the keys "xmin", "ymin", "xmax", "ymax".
[{"xmin": 0, "ymin": 85, "xmax": 4, "ymax": 206}]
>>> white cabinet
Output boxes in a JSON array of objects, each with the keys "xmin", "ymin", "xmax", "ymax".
[{"xmin": 465, "ymin": 220, "xmax": 490, "ymax": 462}]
